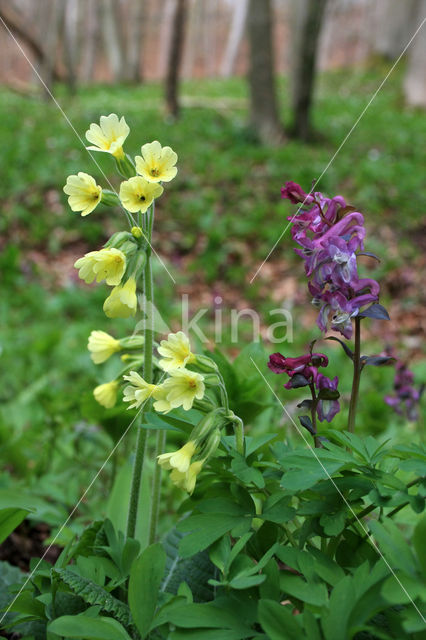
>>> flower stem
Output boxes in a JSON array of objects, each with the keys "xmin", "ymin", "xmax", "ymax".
[
  {"xmin": 126, "ymin": 204, "xmax": 155, "ymax": 539},
  {"xmin": 148, "ymin": 429, "xmax": 166, "ymax": 544},
  {"xmin": 347, "ymin": 316, "xmax": 361, "ymax": 434}
]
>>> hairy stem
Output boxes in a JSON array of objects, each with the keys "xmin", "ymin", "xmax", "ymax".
[
  {"xmin": 149, "ymin": 429, "xmax": 166, "ymax": 544},
  {"xmin": 127, "ymin": 204, "xmax": 155, "ymax": 539},
  {"xmin": 347, "ymin": 316, "xmax": 361, "ymax": 433}
]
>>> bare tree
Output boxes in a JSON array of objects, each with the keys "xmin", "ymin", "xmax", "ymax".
[
  {"xmin": 290, "ymin": 0, "xmax": 327, "ymax": 141},
  {"xmin": 63, "ymin": 0, "xmax": 80, "ymax": 93},
  {"xmin": 81, "ymin": 0, "xmax": 98, "ymax": 84},
  {"xmin": 220, "ymin": 0, "xmax": 248, "ymax": 78},
  {"xmin": 165, "ymin": 0, "xmax": 187, "ymax": 119},
  {"xmin": 247, "ymin": 0, "xmax": 284, "ymax": 145},
  {"xmin": 404, "ymin": 0, "xmax": 426, "ymax": 107},
  {"xmin": 0, "ymin": 0, "xmax": 65, "ymax": 86},
  {"xmin": 101, "ymin": 0, "xmax": 126, "ymax": 82},
  {"xmin": 126, "ymin": 0, "xmax": 144, "ymax": 82},
  {"xmin": 373, "ymin": 0, "xmax": 420, "ymax": 60}
]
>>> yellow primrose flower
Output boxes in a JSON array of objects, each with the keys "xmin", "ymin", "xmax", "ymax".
[
  {"xmin": 88, "ymin": 330, "xmax": 121, "ymax": 364},
  {"xmin": 158, "ymin": 331, "xmax": 196, "ymax": 372},
  {"xmin": 162, "ymin": 369, "xmax": 205, "ymax": 411},
  {"xmin": 103, "ymin": 277, "xmax": 138, "ymax": 318},
  {"xmin": 93, "ymin": 380, "xmax": 119, "ymax": 409},
  {"xmin": 135, "ymin": 141, "xmax": 178, "ymax": 183},
  {"xmin": 122, "ymin": 371, "xmax": 156, "ymax": 409},
  {"xmin": 152, "ymin": 384, "xmax": 173, "ymax": 413},
  {"xmin": 170, "ymin": 460, "xmax": 204, "ymax": 494},
  {"xmin": 157, "ymin": 440, "xmax": 197, "ymax": 473},
  {"xmin": 85, "ymin": 113, "xmax": 130, "ymax": 159},
  {"xmin": 74, "ymin": 248, "xmax": 126, "ymax": 286},
  {"xmin": 63, "ymin": 172, "xmax": 102, "ymax": 217},
  {"xmin": 119, "ymin": 176, "xmax": 163, "ymax": 214}
]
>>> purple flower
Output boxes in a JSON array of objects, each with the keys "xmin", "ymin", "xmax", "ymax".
[
  {"xmin": 281, "ymin": 181, "xmax": 314, "ymax": 205},
  {"xmin": 316, "ymin": 374, "xmax": 340, "ymax": 422},
  {"xmin": 385, "ymin": 359, "xmax": 423, "ymax": 421}
]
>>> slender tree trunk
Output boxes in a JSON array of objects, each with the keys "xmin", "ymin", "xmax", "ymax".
[
  {"xmin": 40, "ymin": 0, "xmax": 65, "ymax": 98},
  {"xmin": 373, "ymin": 0, "xmax": 420, "ymax": 60},
  {"xmin": 81, "ymin": 0, "xmax": 98, "ymax": 84},
  {"xmin": 63, "ymin": 0, "xmax": 80, "ymax": 93},
  {"xmin": 102, "ymin": 0, "xmax": 126, "ymax": 82},
  {"xmin": 291, "ymin": 0, "xmax": 327, "ymax": 141},
  {"xmin": 0, "ymin": 0, "xmax": 65, "ymax": 84},
  {"xmin": 404, "ymin": 0, "xmax": 426, "ymax": 107},
  {"xmin": 220, "ymin": 0, "xmax": 248, "ymax": 78},
  {"xmin": 165, "ymin": 0, "xmax": 187, "ymax": 119},
  {"xmin": 247, "ymin": 0, "xmax": 284, "ymax": 145},
  {"xmin": 126, "ymin": 0, "xmax": 144, "ymax": 82}
]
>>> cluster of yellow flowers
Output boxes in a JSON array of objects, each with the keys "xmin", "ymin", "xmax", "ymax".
[{"xmin": 64, "ymin": 114, "xmax": 178, "ymax": 319}]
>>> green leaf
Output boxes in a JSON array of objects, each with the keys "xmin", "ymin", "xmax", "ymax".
[
  {"xmin": 262, "ymin": 495, "xmax": 296, "ymax": 524},
  {"xmin": 321, "ymin": 575, "xmax": 355, "ymax": 640},
  {"xmin": 279, "ymin": 574, "xmax": 328, "ymax": 607},
  {"xmin": 369, "ymin": 520, "xmax": 417, "ymax": 575},
  {"xmin": 320, "ymin": 510, "xmax": 346, "ymax": 536},
  {"xmin": 48, "ymin": 614, "xmax": 132, "ymax": 639},
  {"xmin": 52, "ymin": 568, "xmax": 132, "ymax": 627},
  {"xmin": 128, "ymin": 542, "xmax": 166, "ymax": 639},
  {"xmin": 178, "ymin": 514, "xmax": 249, "ymax": 558},
  {"xmin": 258, "ymin": 599, "xmax": 302, "ymax": 640},
  {"xmin": 413, "ymin": 515, "xmax": 426, "ymax": 577},
  {"xmin": 0, "ymin": 490, "xmax": 36, "ymax": 544},
  {"xmin": 231, "ymin": 455, "xmax": 265, "ymax": 489}
]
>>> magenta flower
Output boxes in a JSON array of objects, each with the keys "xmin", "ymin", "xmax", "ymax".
[
  {"xmin": 281, "ymin": 181, "xmax": 314, "ymax": 205},
  {"xmin": 283, "ymin": 181, "xmax": 382, "ymax": 339},
  {"xmin": 316, "ymin": 374, "xmax": 340, "ymax": 422},
  {"xmin": 385, "ymin": 359, "xmax": 423, "ymax": 421}
]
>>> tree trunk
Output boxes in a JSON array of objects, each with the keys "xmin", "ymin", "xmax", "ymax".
[
  {"xmin": 81, "ymin": 0, "xmax": 98, "ymax": 84},
  {"xmin": 101, "ymin": 0, "xmax": 126, "ymax": 82},
  {"xmin": 247, "ymin": 0, "xmax": 284, "ymax": 145},
  {"xmin": 403, "ymin": 0, "xmax": 426, "ymax": 107},
  {"xmin": 40, "ymin": 0, "xmax": 65, "ymax": 98},
  {"xmin": 0, "ymin": 0, "xmax": 65, "ymax": 84},
  {"xmin": 63, "ymin": 0, "xmax": 80, "ymax": 94},
  {"xmin": 373, "ymin": 0, "xmax": 420, "ymax": 60},
  {"xmin": 165, "ymin": 0, "xmax": 187, "ymax": 119},
  {"xmin": 220, "ymin": 0, "xmax": 248, "ymax": 78},
  {"xmin": 126, "ymin": 0, "xmax": 144, "ymax": 82},
  {"xmin": 291, "ymin": 0, "xmax": 327, "ymax": 141}
]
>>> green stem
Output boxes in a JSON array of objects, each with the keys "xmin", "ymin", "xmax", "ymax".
[
  {"xmin": 347, "ymin": 316, "xmax": 361, "ymax": 433},
  {"xmin": 216, "ymin": 368, "xmax": 244, "ymax": 455},
  {"xmin": 149, "ymin": 429, "xmax": 166, "ymax": 544},
  {"xmin": 126, "ymin": 204, "xmax": 155, "ymax": 539}
]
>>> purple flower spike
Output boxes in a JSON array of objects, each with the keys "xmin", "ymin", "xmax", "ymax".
[{"xmin": 385, "ymin": 359, "xmax": 423, "ymax": 421}]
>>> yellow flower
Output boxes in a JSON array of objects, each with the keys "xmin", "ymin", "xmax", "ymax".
[
  {"xmin": 152, "ymin": 384, "xmax": 173, "ymax": 413},
  {"xmin": 158, "ymin": 331, "xmax": 196, "ymax": 372},
  {"xmin": 162, "ymin": 369, "xmax": 205, "ymax": 411},
  {"xmin": 93, "ymin": 380, "xmax": 118, "ymax": 409},
  {"xmin": 63, "ymin": 172, "xmax": 102, "ymax": 217},
  {"xmin": 170, "ymin": 460, "xmax": 204, "ymax": 494},
  {"xmin": 103, "ymin": 277, "xmax": 138, "ymax": 318},
  {"xmin": 74, "ymin": 248, "xmax": 126, "ymax": 286},
  {"xmin": 88, "ymin": 330, "xmax": 121, "ymax": 364},
  {"xmin": 85, "ymin": 113, "xmax": 130, "ymax": 159},
  {"xmin": 135, "ymin": 141, "xmax": 178, "ymax": 183},
  {"xmin": 157, "ymin": 441, "xmax": 197, "ymax": 473},
  {"xmin": 119, "ymin": 176, "xmax": 163, "ymax": 213},
  {"xmin": 122, "ymin": 371, "xmax": 156, "ymax": 409}
]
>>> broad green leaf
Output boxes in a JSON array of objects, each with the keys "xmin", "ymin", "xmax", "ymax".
[
  {"xmin": 262, "ymin": 495, "xmax": 296, "ymax": 524},
  {"xmin": 320, "ymin": 510, "xmax": 346, "ymax": 536},
  {"xmin": 258, "ymin": 599, "xmax": 302, "ymax": 640},
  {"xmin": 106, "ymin": 461, "xmax": 149, "ymax": 545},
  {"xmin": 369, "ymin": 519, "xmax": 417, "ymax": 575},
  {"xmin": 321, "ymin": 576, "xmax": 355, "ymax": 640},
  {"xmin": 0, "ymin": 490, "xmax": 36, "ymax": 544},
  {"xmin": 303, "ymin": 610, "xmax": 322, "ymax": 640},
  {"xmin": 381, "ymin": 572, "xmax": 425, "ymax": 605},
  {"xmin": 48, "ymin": 614, "xmax": 132, "ymax": 639},
  {"xmin": 279, "ymin": 574, "xmax": 328, "ymax": 607},
  {"xmin": 128, "ymin": 543, "xmax": 166, "ymax": 639},
  {"xmin": 178, "ymin": 514, "xmax": 248, "ymax": 558}
]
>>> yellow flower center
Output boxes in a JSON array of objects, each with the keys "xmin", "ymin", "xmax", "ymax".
[
  {"xmin": 188, "ymin": 379, "xmax": 197, "ymax": 389},
  {"xmin": 150, "ymin": 167, "xmax": 160, "ymax": 177}
]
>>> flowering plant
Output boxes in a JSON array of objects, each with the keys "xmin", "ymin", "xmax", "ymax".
[{"xmin": 3, "ymin": 142, "xmax": 425, "ymax": 640}]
